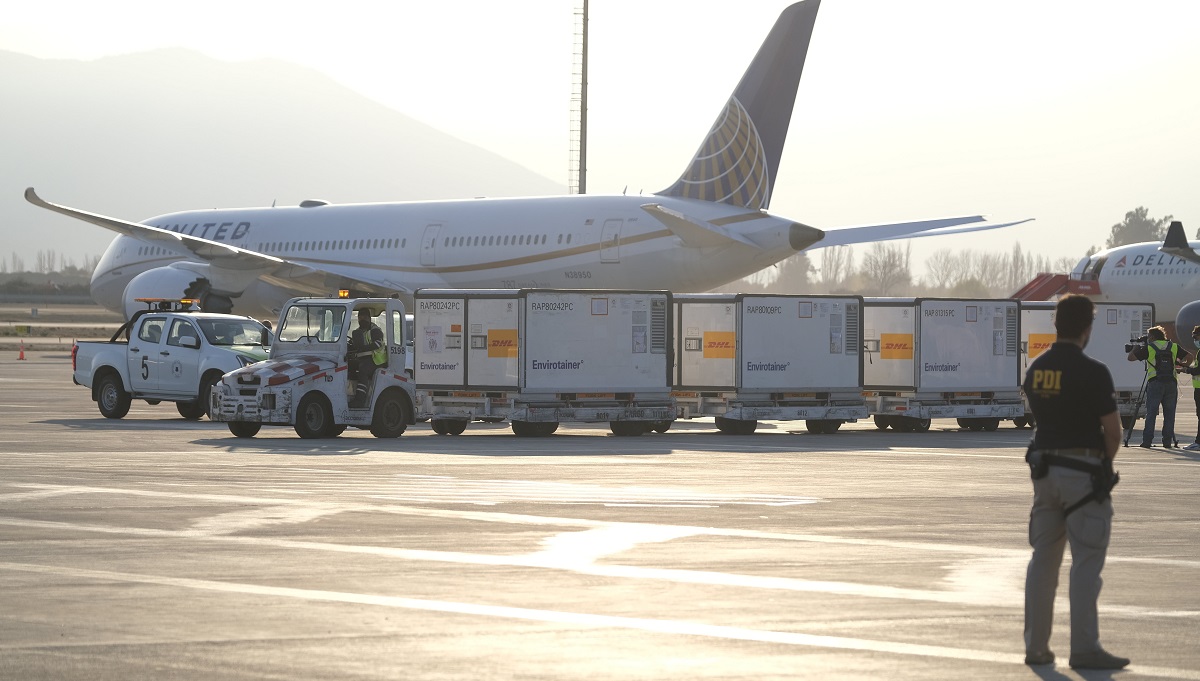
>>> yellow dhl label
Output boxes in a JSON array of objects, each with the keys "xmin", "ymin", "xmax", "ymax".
[
  {"xmin": 576, "ymin": 393, "xmax": 616, "ymax": 399},
  {"xmin": 953, "ymin": 392, "xmax": 982, "ymax": 397},
  {"xmin": 487, "ymin": 328, "xmax": 519, "ymax": 358},
  {"xmin": 880, "ymin": 333, "xmax": 914, "ymax": 359},
  {"xmin": 703, "ymin": 331, "xmax": 737, "ymax": 359},
  {"xmin": 452, "ymin": 391, "xmax": 483, "ymax": 398},
  {"xmin": 780, "ymin": 392, "xmax": 816, "ymax": 398},
  {"xmin": 1028, "ymin": 333, "xmax": 1056, "ymax": 358},
  {"xmin": 672, "ymin": 391, "xmax": 699, "ymax": 398}
]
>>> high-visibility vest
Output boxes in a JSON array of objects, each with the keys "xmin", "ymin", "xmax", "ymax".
[
  {"xmin": 1146, "ymin": 339, "xmax": 1179, "ymax": 380},
  {"xmin": 354, "ymin": 325, "xmax": 387, "ymax": 366},
  {"xmin": 1191, "ymin": 356, "xmax": 1200, "ymax": 389}
]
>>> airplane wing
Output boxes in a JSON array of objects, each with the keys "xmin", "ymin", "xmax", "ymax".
[
  {"xmin": 811, "ymin": 216, "xmax": 1034, "ymax": 250},
  {"xmin": 24, "ymin": 187, "xmax": 409, "ymax": 295},
  {"xmin": 1159, "ymin": 220, "xmax": 1200, "ymax": 265}
]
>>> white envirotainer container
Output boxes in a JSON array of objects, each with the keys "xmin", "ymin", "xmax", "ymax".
[
  {"xmin": 523, "ymin": 289, "xmax": 671, "ymax": 393},
  {"xmin": 865, "ymin": 298, "xmax": 1019, "ymax": 391},
  {"xmin": 673, "ymin": 293, "xmax": 867, "ymax": 433},
  {"xmin": 413, "ymin": 291, "xmax": 520, "ymax": 390},
  {"xmin": 412, "ymin": 289, "xmax": 674, "ymax": 436},
  {"xmin": 1019, "ymin": 301, "xmax": 1153, "ymax": 424},
  {"xmin": 863, "ymin": 298, "xmax": 1023, "ymax": 429}
]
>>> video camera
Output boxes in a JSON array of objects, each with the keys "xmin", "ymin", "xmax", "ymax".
[{"xmin": 1124, "ymin": 335, "xmax": 1148, "ymax": 353}]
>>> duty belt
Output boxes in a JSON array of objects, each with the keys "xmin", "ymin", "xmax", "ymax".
[
  {"xmin": 1035, "ymin": 447, "xmax": 1103, "ymax": 459},
  {"xmin": 1026, "ymin": 447, "xmax": 1119, "ymax": 515}
]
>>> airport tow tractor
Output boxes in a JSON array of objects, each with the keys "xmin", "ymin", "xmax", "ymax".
[{"xmin": 210, "ymin": 292, "xmax": 415, "ymax": 438}]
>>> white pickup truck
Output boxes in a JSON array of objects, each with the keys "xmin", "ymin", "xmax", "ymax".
[{"xmin": 73, "ymin": 299, "xmax": 270, "ymax": 419}]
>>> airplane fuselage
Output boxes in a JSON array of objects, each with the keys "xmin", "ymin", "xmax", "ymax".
[
  {"xmin": 91, "ymin": 194, "xmax": 804, "ymax": 319},
  {"xmin": 1072, "ymin": 240, "xmax": 1200, "ymax": 323}
]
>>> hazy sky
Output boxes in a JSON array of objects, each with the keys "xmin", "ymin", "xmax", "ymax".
[{"xmin": 4, "ymin": 0, "xmax": 1200, "ymax": 279}]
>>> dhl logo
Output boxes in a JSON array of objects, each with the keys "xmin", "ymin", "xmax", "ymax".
[
  {"xmin": 703, "ymin": 331, "xmax": 736, "ymax": 359},
  {"xmin": 1028, "ymin": 333, "xmax": 1056, "ymax": 359},
  {"xmin": 487, "ymin": 329, "xmax": 519, "ymax": 358},
  {"xmin": 880, "ymin": 333, "xmax": 914, "ymax": 359}
]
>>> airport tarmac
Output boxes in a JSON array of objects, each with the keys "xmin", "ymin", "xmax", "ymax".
[{"xmin": 2, "ymin": 352, "xmax": 1199, "ymax": 680}]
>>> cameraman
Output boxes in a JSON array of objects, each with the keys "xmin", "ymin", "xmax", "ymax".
[{"xmin": 1126, "ymin": 325, "xmax": 1190, "ymax": 448}]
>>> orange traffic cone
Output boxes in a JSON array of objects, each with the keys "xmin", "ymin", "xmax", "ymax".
[{"xmin": 18, "ymin": 341, "xmax": 26, "ymax": 360}]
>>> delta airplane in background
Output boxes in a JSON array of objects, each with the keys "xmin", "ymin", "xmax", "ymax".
[
  {"xmin": 27, "ymin": 0, "xmax": 1028, "ymax": 321},
  {"xmin": 1070, "ymin": 220, "xmax": 1200, "ymax": 344}
]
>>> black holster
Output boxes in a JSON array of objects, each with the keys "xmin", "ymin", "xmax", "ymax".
[
  {"xmin": 1025, "ymin": 441, "xmax": 1119, "ymax": 514},
  {"xmin": 1025, "ymin": 444, "xmax": 1049, "ymax": 480}
]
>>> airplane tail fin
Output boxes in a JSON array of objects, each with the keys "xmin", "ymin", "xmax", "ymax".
[{"xmin": 659, "ymin": 0, "xmax": 821, "ymax": 210}]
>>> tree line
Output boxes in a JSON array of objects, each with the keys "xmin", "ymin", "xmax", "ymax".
[{"xmin": 2, "ymin": 250, "xmax": 101, "ymax": 275}]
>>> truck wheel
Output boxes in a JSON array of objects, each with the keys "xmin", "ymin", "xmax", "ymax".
[
  {"xmin": 444, "ymin": 420, "xmax": 468, "ymax": 435},
  {"xmin": 199, "ymin": 372, "xmax": 222, "ymax": 419},
  {"xmin": 370, "ymin": 391, "xmax": 410, "ymax": 438},
  {"xmin": 1013, "ymin": 417, "xmax": 1029, "ymax": 429},
  {"xmin": 811, "ymin": 420, "xmax": 842, "ymax": 434},
  {"xmin": 176, "ymin": 400, "xmax": 206, "ymax": 420},
  {"xmin": 873, "ymin": 415, "xmax": 891, "ymax": 430},
  {"xmin": 609, "ymin": 421, "xmax": 645, "ymax": 436},
  {"xmin": 511, "ymin": 420, "xmax": 540, "ymax": 437},
  {"xmin": 229, "ymin": 421, "xmax": 261, "ymax": 438},
  {"xmin": 431, "ymin": 420, "xmax": 449, "ymax": 435},
  {"xmin": 981, "ymin": 418, "xmax": 1000, "ymax": 432},
  {"xmin": 715, "ymin": 416, "xmax": 738, "ymax": 434},
  {"xmin": 651, "ymin": 420, "xmax": 671, "ymax": 433},
  {"xmin": 910, "ymin": 417, "xmax": 932, "ymax": 432},
  {"xmin": 736, "ymin": 420, "xmax": 758, "ymax": 435},
  {"xmin": 539, "ymin": 422, "xmax": 559, "ymax": 436},
  {"xmin": 96, "ymin": 372, "xmax": 131, "ymax": 419},
  {"xmin": 327, "ymin": 424, "xmax": 347, "ymax": 437},
  {"xmin": 295, "ymin": 393, "xmax": 334, "ymax": 438}
]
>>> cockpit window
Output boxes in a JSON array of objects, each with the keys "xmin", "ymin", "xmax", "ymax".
[
  {"xmin": 278, "ymin": 305, "xmax": 347, "ymax": 343},
  {"xmin": 1080, "ymin": 256, "xmax": 1107, "ymax": 280}
]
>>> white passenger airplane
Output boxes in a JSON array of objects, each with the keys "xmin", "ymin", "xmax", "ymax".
[
  {"xmin": 1069, "ymin": 220, "xmax": 1200, "ymax": 343},
  {"xmin": 27, "ymin": 0, "xmax": 1027, "ymax": 321}
]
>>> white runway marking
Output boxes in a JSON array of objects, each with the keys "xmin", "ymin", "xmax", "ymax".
[
  {"xmin": 0, "ymin": 561, "xmax": 1197, "ymax": 679},
  {"xmin": 1, "ymin": 514, "xmax": 1196, "ymax": 619},
  {"xmin": 373, "ymin": 474, "xmax": 820, "ymax": 507}
]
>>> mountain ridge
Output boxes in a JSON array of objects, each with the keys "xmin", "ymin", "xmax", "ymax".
[{"xmin": 1, "ymin": 48, "xmax": 565, "ymax": 264}]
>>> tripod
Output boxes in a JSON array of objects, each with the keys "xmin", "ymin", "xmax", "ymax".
[{"xmin": 1122, "ymin": 368, "xmax": 1148, "ymax": 447}]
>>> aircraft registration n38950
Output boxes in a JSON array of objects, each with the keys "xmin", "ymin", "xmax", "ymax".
[{"xmin": 27, "ymin": 0, "xmax": 1029, "ymax": 321}]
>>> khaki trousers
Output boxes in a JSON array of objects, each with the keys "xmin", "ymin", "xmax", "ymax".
[{"xmin": 1024, "ymin": 463, "xmax": 1113, "ymax": 656}]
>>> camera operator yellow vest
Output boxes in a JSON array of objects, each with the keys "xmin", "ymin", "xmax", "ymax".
[{"xmin": 1146, "ymin": 339, "xmax": 1179, "ymax": 381}]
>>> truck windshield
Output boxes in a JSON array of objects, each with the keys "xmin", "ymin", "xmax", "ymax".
[
  {"xmin": 278, "ymin": 305, "xmax": 346, "ymax": 343},
  {"xmin": 198, "ymin": 319, "xmax": 269, "ymax": 346}
]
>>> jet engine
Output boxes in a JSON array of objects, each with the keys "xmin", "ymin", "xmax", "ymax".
[
  {"xmin": 120, "ymin": 263, "xmax": 234, "ymax": 318},
  {"xmin": 1176, "ymin": 300, "xmax": 1200, "ymax": 354}
]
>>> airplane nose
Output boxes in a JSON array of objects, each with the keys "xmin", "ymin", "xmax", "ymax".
[{"xmin": 789, "ymin": 222, "xmax": 824, "ymax": 251}]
